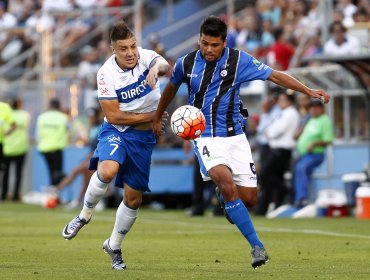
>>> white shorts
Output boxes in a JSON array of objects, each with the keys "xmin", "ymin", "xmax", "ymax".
[{"xmin": 193, "ymin": 134, "xmax": 257, "ymax": 187}]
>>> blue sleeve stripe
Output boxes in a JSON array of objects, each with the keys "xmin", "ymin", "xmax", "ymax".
[{"xmin": 98, "ymin": 97, "xmax": 117, "ymax": 100}]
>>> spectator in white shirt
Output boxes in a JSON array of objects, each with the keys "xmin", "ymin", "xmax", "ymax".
[
  {"xmin": 323, "ymin": 21, "xmax": 361, "ymax": 56},
  {"xmin": 0, "ymin": 1, "xmax": 18, "ymax": 62},
  {"xmin": 254, "ymin": 92, "xmax": 299, "ymax": 215}
]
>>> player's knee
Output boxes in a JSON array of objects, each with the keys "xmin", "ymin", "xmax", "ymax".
[
  {"xmin": 219, "ymin": 185, "xmax": 239, "ymax": 201},
  {"xmin": 244, "ymin": 195, "xmax": 257, "ymax": 208},
  {"xmin": 97, "ymin": 169, "xmax": 115, "ymax": 183},
  {"xmin": 124, "ymin": 196, "xmax": 142, "ymax": 209},
  {"xmin": 239, "ymin": 188, "xmax": 257, "ymax": 207},
  {"xmin": 97, "ymin": 161, "xmax": 120, "ymax": 182}
]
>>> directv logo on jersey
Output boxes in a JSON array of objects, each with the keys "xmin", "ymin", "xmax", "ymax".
[{"xmin": 120, "ymin": 80, "xmax": 147, "ymax": 100}]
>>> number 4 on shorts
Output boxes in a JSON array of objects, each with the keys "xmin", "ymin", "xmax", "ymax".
[{"xmin": 202, "ymin": 146, "xmax": 210, "ymax": 157}]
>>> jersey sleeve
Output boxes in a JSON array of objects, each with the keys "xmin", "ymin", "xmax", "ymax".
[
  {"xmin": 139, "ymin": 48, "xmax": 161, "ymax": 69},
  {"xmin": 169, "ymin": 57, "xmax": 185, "ymax": 87},
  {"xmin": 238, "ymin": 52, "xmax": 273, "ymax": 82},
  {"xmin": 97, "ymin": 68, "xmax": 117, "ymax": 100}
]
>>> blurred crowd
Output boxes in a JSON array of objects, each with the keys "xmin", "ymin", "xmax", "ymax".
[{"xmin": 227, "ymin": 0, "xmax": 369, "ymax": 70}]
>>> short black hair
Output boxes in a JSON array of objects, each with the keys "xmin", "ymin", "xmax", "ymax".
[
  {"xmin": 279, "ymin": 92, "xmax": 295, "ymax": 104},
  {"xmin": 272, "ymin": 27, "xmax": 284, "ymax": 41},
  {"xmin": 309, "ymin": 99, "xmax": 324, "ymax": 107},
  {"xmin": 49, "ymin": 98, "xmax": 60, "ymax": 110},
  {"xmin": 200, "ymin": 16, "xmax": 227, "ymax": 41},
  {"xmin": 329, "ymin": 20, "xmax": 346, "ymax": 33},
  {"xmin": 110, "ymin": 21, "xmax": 134, "ymax": 42}
]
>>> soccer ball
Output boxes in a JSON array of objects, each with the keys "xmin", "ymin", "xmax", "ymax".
[{"xmin": 170, "ymin": 105, "xmax": 206, "ymax": 140}]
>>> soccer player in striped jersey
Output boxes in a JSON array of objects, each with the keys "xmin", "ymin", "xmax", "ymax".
[
  {"xmin": 153, "ymin": 16, "xmax": 330, "ymax": 269},
  {"xmin": 62, "ymin": 21, "xmax": 169, "ymax": 270}
]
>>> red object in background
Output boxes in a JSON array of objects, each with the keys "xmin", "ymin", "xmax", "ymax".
[
  {"xmin": 45, "ymin": 196, "xmax": 59, "ymax": 209},
  {"xmin": 326, "ymin": 205, "xmax": 349, "ymax": 217},
  {"xmin": 106, "ymin": 0, "xmax": 123, "ymax": 7},
  {"xmin": 269, "ymin": 42, "xmax": 295, "ymax": 71},
  {"xmin": 356, "ymin": 196, "xmax": 370, "ymax": 219}
]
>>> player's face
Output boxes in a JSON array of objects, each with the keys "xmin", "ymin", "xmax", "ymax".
[
  {"xmin": 199, "ymin": 34, "xmax": 226, "ymax": 62},
  {"xmin": 112, "ymin": 37, "xmax": 138, "ymax": 69}
]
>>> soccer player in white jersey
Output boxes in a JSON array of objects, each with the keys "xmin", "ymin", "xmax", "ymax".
[
  {"xmin": 153, "ymin": 16, "xmax": 330, "ymax": 269},
  {"xmin": 62, "ymin": 21, "xmax": 169, "ymax": 270}
]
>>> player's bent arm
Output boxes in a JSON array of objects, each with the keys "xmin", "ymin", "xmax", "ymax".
[
  {"xmin": 268, "ymin": 70, "xmax": 330, "ymax": 103},
  {"xmin": 152, "ymin": 82, "xmax": 179, "ymax": 136},
  {"xmin": 100, "ymin": 99, "xmax": 154, "ymax": 126},
  {"xmin": 146, "ymin": 57, "xmax": 170, "ymax": 89}
]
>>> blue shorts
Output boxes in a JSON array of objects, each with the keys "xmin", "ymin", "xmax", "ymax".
[{"xmin": 89, "ymin": 122, "xmax": 156, "ymax": 192}]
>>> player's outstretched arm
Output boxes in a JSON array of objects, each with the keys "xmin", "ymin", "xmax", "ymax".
[
  {"xmin": 146, "ymin": 57, "xmax": 170, "ymax": 89},
  {"xmin": 100, "ymin": 99, "xmax": 155, "ymax": 126},
  {"xmin": 153, "ymin": 82, "xmax": 179, "ymax": 136},
  {"xmin": 268, "ymin": 70, "xmax": 330, "ymax": 104}
]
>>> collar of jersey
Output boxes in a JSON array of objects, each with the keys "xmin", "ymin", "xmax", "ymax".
[
  {"xmin": 198, "ymin": 48, "xmax": 227, "ymax": 64},
  {"xmin": 112, "ymin": 54, "xmax": 139, "ymax": 73}
]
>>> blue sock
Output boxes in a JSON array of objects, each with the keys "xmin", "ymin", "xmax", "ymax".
[{"xmin": 225, "ymin": 198, "xmax": 264, "ymax": 248}]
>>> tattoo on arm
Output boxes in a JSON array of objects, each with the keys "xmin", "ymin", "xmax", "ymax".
[{"xmin": 150, "ymin": 57, "xmax": 169, "ymax": 75}]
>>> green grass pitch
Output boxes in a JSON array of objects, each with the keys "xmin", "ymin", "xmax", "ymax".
[{"xmin": 1, "ymin": 202, "xmax": 370, "ymax": 280}]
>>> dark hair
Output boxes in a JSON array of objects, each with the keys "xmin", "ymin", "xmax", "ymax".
[
  {"xmin": 272, "ymin": 27, "xmax": 284, "ymax": 41},
  {"xmin": 49, "ymin": 98, "xmax": 60, "ymax": 110},
  {"xmin": 10, "ymin": 97, "xmax": 22, "ymax": 109},
  {"xmin": 329, "ymin": 21, "xmax": 346, "ymax": 33},
  {"xmin": 279, "ymin": 92, "xmax": 295, "ymax": 104},
  {"xmin": 309, "ymin": 99, "xmax": 324, "ymax": 108},
  {"xmin": 110, "ymin": 21, "xmax": 134, "ymax": 42},
  {"xmin": 200, "ymin": 16, "xmax": 227, "ymax": 41}
]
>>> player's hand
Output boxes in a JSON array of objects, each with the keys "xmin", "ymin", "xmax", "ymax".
[
  {"xmin": 308, "ymin": 89, "xmax": 330, "ymax": 104},
  {"xmin": 182, "ymin": 140, "xmax": 192, "ymax": 154},
  {"xmin": 145, "ymin": 68, "xmax": 159, "ymax": 89},
  {"xmin": 161, "ymin": 111, "xmax": 169, "ymax": 127},
  {"xmin": 153, "ymin": 111, "xmax": 168, "ymax": 136}
]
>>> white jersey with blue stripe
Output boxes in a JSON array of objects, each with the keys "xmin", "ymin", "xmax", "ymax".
[
  {"xmin": 170, "ymin": 48, "xmax": 273, "ymax": 138},
  {"xmin": 97, "ymin": 47, "xmax": 161, "ymax": 132}
]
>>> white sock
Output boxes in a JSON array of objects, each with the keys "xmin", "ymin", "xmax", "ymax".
[
  {"xmin": 79, "ymin": 171, "xmax": 109, "ymax": 221},
  {"xmin": 109, "ymin": 202, "xmax": 138, "ymax": 250}
]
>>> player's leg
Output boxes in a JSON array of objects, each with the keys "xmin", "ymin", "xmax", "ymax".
[
  {"xmin": 62, "ymin": 160, "xmax": 119, "ymax": 240},
  {"xmin": 108, "ymin": 184, "xmax": 142, "ymax": 250},
  {"xmin": 209, "ymin": 165, "xmax": 263, "ymax": 247},
  {"xmin": 238, "ymin": 187, "xmax": 257, "ymax": 208},
  {"xmin": 102, "ymin": 184, "xmax": 142, "ymax": 270},
  {"xmin": 79, "ymin": 160, "xmax": 119, "ymax": 221},
  {"xmin": 102, "ymin": 128, "xmax": 155, "ymax": 270},
  {"xmin": 209, "ymin": 165, "xmax": 268, "ymax": 268}
]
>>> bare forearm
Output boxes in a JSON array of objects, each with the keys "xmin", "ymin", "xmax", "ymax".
[
  {"xmin": 106, "ymin": 111, "xmax": 155, "ymax": 126},
  {"xmin": 153, "ymin": 83, "xmax": 178, "ymax": 122},
  {"xmin": 268, "ymin": 70, "xmax": 311, "ymax": 95},
  {"xmin": 268, "ymin": 70, "xmax": 330, "ymax": 103}
]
